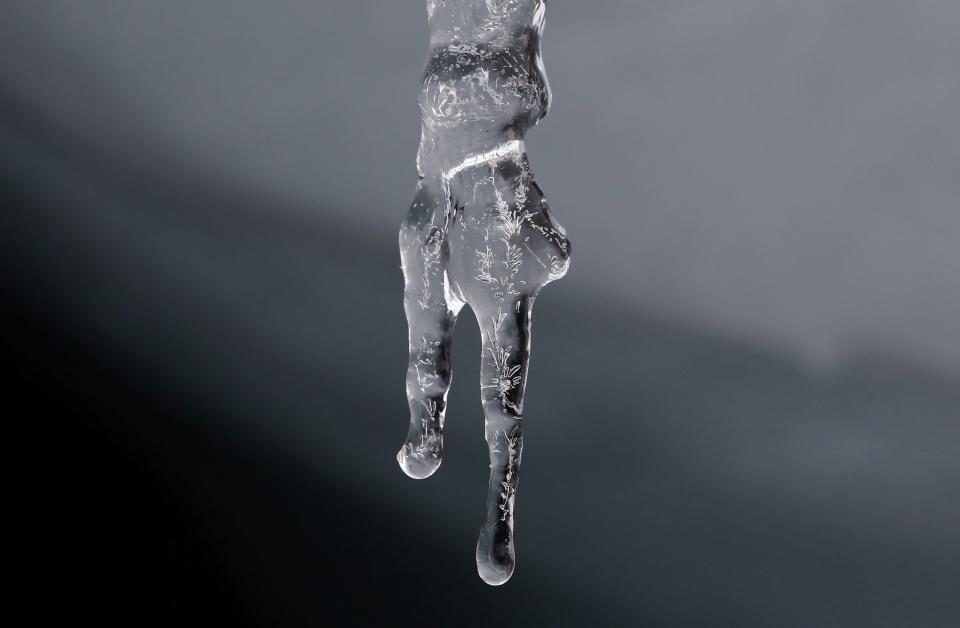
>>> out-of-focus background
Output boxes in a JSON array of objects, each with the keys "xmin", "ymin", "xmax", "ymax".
[{"xmin": 3, "ymin": 1, "xmax": 959, "ymax": 626}]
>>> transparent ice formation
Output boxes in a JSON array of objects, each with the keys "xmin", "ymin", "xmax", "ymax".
[{"xmin": 397, "ymin": 0, "xmax": 570, "ymax": 586}]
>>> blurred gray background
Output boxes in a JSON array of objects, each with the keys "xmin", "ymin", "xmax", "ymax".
[{"xmin": 3, "ymin": 1, "xmax": 959, "ymax": 627}]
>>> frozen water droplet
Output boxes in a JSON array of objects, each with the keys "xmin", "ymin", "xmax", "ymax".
[{"xmin": 398, "ymin": 0, "xmax": 569, "ymax": 585}]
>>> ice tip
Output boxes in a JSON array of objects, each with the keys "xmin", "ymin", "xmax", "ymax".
[
  {"xmin": 397, "ymin": 448, "xmax": 442, "ymax": 479},
  {"xmin": 476, "ymin": 559, "xmax": 515, "ymax": 586},
  {"xmin": 476, "ymin": 535, "xmax": 516, "ymax": 586}
]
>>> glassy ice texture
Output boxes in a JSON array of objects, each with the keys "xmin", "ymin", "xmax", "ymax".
[{"xmin": 397, "ymin": 0, "xmax": 570, "ymax": 586}]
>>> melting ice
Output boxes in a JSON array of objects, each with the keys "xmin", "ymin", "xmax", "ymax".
[{"xmin": 397, "ymin": 0, "xmax": 570, "ymax": 586}]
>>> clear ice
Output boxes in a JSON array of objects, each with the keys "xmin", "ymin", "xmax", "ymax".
[{"xmin": 397, "ymin": 0, "xmax": 570, "ymax": 586}]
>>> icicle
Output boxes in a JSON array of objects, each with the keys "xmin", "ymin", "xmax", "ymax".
[{"xmin": 398, "ymin": 0, "xmax": 570, "ymax": 586}]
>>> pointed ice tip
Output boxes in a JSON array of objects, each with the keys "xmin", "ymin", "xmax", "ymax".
[{"xmin": 397, "ymin": 449, "xmax": 441, "ymax": 479}]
